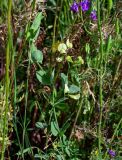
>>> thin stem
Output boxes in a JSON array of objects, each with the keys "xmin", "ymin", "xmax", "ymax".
[
  {"xmin": 97, "ymin": 0, "xmax": 104, "ymax": 159},
  {"xmin": 69, "ymin": 98, "xmax": 83, "ymax": 140},
  {"xmin": 52, "ymin": 0, "xmax": 59, "ymax": 53},
  {"xmin": 1, "ymin": 0, "xmax": 12, "ymax": 159}
]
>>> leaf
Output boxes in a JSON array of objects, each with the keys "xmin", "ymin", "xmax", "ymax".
[
  {"xmin": 35, "ymin": 122, "xmax": 47, "ymax": 129},
  {"xmin": 61, "ymin": 73, "xmax": 68, "ymax": 84},
  {"xmin": 74, "ymin": 56, "xmax": 84, "ymax": 66},
  {"xmin": 105, "ymin": 35, "xmax": 112, "ymax": 54},
  {"xmin": 55, "ymin": 103, "xmax": 69, "ymax": 111},
  {"xmin": 50, "ymin": 69, "xmax": 55, "ymax": 84},
  {"xmin": 36, "ymin": 70, "xmax": 46, "ymax": 83},
  {"xmin": 85, "ymin": 43, "xmax": 90, "ymax": 54},
  {"xmin": 66, "ymin": 39, "xmax": 72, "ymax": 48},
  {"xmin": 64, "ymin": 84, "xmax": 69, "ymax": 93},
  {"xmin": 49, "ymin": 0, "xmax": 56, "ymax": 6},
  {"xmin": 107, "ymin": 0, "xmax": 113, "ymax": 11},
  {"xmin": 31, "ymin": 43, "xmax": 43, "ymax": 63},
  {"xmin": 51, "ymin": 121, "xmax": 59, "ymax": 136},
  {"xmin": 17, "ymin": 147, "xmax": 32, "ymax": 156},
  {"xmin": 30, "ymin": 12, "xmax": 43, "ymax": 32},
  {"xmin": 68, "ymin": 84, "xmax": 80, "ymax": 94},
  {"xmin": 57, "ymin": 155, "xmax": 63, "ymax": 160},
  {"xmin": 65, "ymin": 147, "xmax": 71, "ymax": 156},
  {"xmin": 68, "ymin": 94, "xmax": 80, "ymax": 100},
  {"xmin": 66, "ymin": 56, "xmax": 73, "ymax": 63},
  {"xmin": 36, "ymin": 70, "xmax": 51, "ymax": 85}
]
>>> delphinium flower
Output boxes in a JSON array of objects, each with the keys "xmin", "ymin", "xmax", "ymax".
[
  {"xmin": 90, "ymin": 10, "xmax": 97, "ymax": 21},
  {"xmin": 108, "ymin": 149, "xmax": 116, "ymax": 157},
  {"xmin": 79, "ymin": 0, "xmax": 90, "ymax": 12},
  {"xmin": 70, "ymin": 1, "xmax": 79, "ymax": 13}
]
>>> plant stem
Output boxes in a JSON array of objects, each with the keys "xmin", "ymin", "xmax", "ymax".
[
  {"xmin": 97, "ymin": 0, "xmax": 104, "ymax": 159},
  {"xmin": 69, "ymin": 98, "xmax": 83, "ymax": 140},
  {"xmin": 1, "ymin": 0, "xmax": 12, "ymax": 159}
]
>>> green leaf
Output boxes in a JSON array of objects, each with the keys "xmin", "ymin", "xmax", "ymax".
[
  {"xmin": 49, "ymin": 0, "xmax": 56, "ymax": 6},
  {"xmin": 36, "ymin": 70, "xmax": 51, "ymax": 85},
  {"xmin": 57, "ymin": 155, "xmax": 63, "ymax": 160},
  {"xmin": 68, "ymin": 84, "xmax": 80, "ymax": 94},
  {"xmin": 66, "ymin": 55, "xmax": 73, "ymax": 63},
  {"xmin": 69, "ymin": 94, "xmax": 80, "ymax": 100},
  {"xmin": 66, "ymin": 39, "xmax": 73, "ymax": 48},
  {"xmin": 107, "ymin": 0, "xmax": 113, "ymax": 11},
  {"xmin": 61, "ymin": 73, "xmax": 68, "ymax": 84},
  {"xmin": 50, "ymin": 69, "xmax": 55, "ymax": 84},
  {"xmin": 30, "ymin": 12, "xmax": 43, "ymax": 32},
  {"xmin": 35, "ymin": 122, "xmax": 47, "ymax": 129},
  {"xmin": 17, "ymin": 147, "xmax": 32, "ymax": 156},
  {"xmin": 105, "ymin": 35, "xmax": 112, "ymax": 54},
  {"xmin": 65, "ymin": 147, "xmax": 71, "ymax": 156},
  {"xmin": 55, "ymin": 103, "xmax": 69, "ymax": 111},
  {"xmin": 31, "ymin": 43, "xmax": 43, "ymax": 63},
  {"xmin": 64, "ymin": 83, "xmax": 69, "ymax": 93},
  {"xmin": 74, "ymin": 56, "xmax": 84, "ymax": 66},
  {"xmin": 36, "ymin": 70, "xmax": 46, "ymax": 83},
  {"xmin": 51, "ymin": 121, "xmax": 59, "ymax": 136},
  {"xmin": 85, "ymin": 43, "xmax": 90, "ymax": 54}
]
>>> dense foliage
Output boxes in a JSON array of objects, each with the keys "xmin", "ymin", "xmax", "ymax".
[{"xmin": 0, "ymin": 0, "xmax": 122, "ymax": 159}]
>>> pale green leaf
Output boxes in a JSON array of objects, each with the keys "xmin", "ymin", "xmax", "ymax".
[
  {"xmin": 51, "ymin": 121, "xmax": 59, "ymax": 136},
  {"xmin": 69, "ymin": 94, "xmax": 80, "ymax": 100}
]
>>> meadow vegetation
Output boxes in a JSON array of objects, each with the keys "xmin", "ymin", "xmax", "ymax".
[{"xmin": 0, "ymin": 0, "xmax": 122, "ymax": 159}]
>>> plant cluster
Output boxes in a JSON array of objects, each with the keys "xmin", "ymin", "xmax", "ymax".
[{"xmin": 0, "ymin": 0, "xmax": 122, "ymax": 160}]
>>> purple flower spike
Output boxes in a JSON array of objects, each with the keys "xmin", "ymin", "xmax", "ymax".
[
  {"xmin": 79, "ymin": 0, "xmax": 90, "ymax": 12},
  {"xmin": 90, "ymin": 10, "xmax": 97, "ymax": 21},
  {"xmin": 108, "ymin": 150, "xmax": 116, "ymax": 157},
  {"xmin": 70, "ymin": 1, "xmax": 79, "ymax": 13}
]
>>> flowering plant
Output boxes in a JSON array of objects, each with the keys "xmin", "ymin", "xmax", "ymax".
[{"xmin": 70, "ymin": 0, "xmax": 97, "ymax": 21}]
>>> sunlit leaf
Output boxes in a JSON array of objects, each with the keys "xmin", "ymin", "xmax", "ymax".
[
  {"xmin": 66, "ymin": 56, "xmax": 73, "ymax": 63},
  {"xmin": 69, "ymin": 94, "xmax": 80, "ymax": 100},
  {"xmin": 31, "ymin": 43, "xmax": 43, "ymax": 63},
  {"xmin": 35, "ymin": 122, "xmax": 47, "ymax": 129},
  {"xmin": 64, "ymin": 84, "xmax": 69, "ymax": 93},
  {"xmin": 68, "ymin": 84, "xmax": 80, "ymax": 94},
  {"xmin": 30, "ymin": 12, "xmax": 44, "ymax": 32}
]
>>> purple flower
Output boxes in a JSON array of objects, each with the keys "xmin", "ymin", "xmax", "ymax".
[
  {"xmin": 108, "ymin": 150, "xmax": 116, "ymax": 157},
  {"xmin": 70, "ymin": 1, "xmax": 79, "ymax": 13},
  {"xmin": 90, "ymin": 10, "xmax": 97, "ymax": 21},
  {"xmin": 79, "ymin": 0, "xmax": 90, "ymax": 12}
]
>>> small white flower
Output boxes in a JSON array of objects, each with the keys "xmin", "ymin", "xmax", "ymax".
[{"xmin": 58, "ymin": 43, "xmax": 67, "ymax": 54}]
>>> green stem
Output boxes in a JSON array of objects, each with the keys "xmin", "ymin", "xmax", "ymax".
[
  {"xmin": 52, "ymin": 0, "xmax": 59, "ymax": 53},
  {"xmin": 97, "ymin": 0, "xmax": 104, "ymax": 159},
  {"xmin": 1, "ymin": 0, "xmax": 12, "ymax": 159},
  {"xmin": 69, "ymin": 98, "xmax": 83, "ymax": 140}
]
